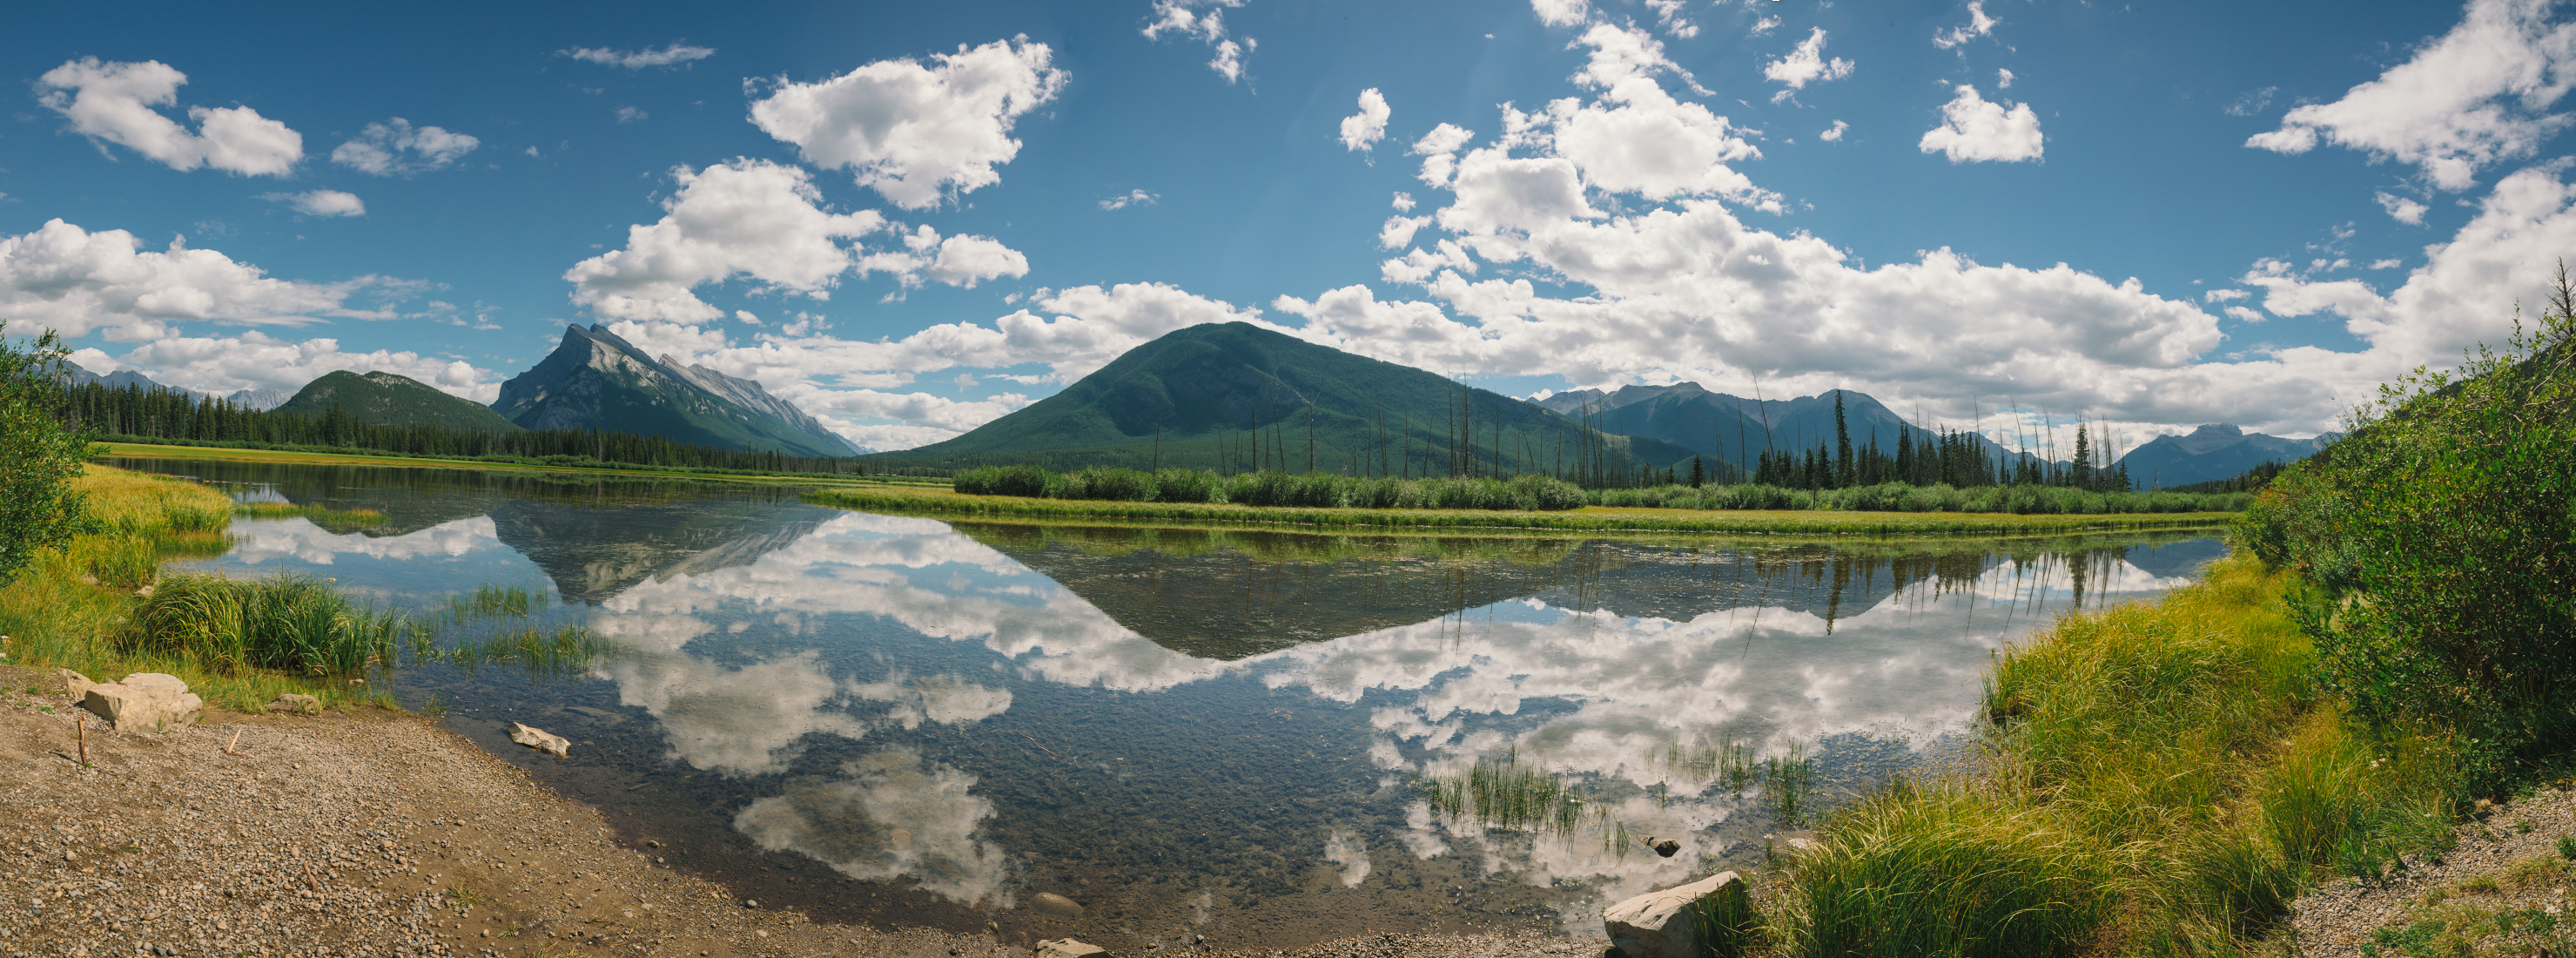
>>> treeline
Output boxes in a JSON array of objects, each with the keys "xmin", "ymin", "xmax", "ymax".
[
  {"xmin": 953, "ymin": 464, "xmax": 2250, "ymax": 515},
  {"xmin": 57, "ymin": 381, "xmax": 870, "ymax": 476},
  {"xmin": 1741, "ymin": 390, "xmax": 2138, "ymax": 491},
  {"xmin": 2166, "ymin": 461, "xmax": 2287, "ymax": 494},
  {"xmin": 955, "ymin": 465, "xmax": 1591, "ymax": 511}
]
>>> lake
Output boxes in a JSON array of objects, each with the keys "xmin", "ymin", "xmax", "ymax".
[{"xmin": 118, "ymin": 457, "xmax": 2226, "ymax": 950}]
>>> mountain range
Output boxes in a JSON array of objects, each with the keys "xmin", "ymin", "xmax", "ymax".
[
  {"xmin": 905, "ymin": 321, "xmax": 1698, "ymax": 474},
  {"xmin": 1535, "ymin": 381, "xmax": 2045, "ymax": 471},
  {"xmin": 2117, "ymin": 424, "xmax": 2333, "ymax": 488},
  {"xmin": 67, "ymin": 367, "xmax": 288, "ymax": 410},
  {"xmin": 492, "ymin": 324, "xmax": 860, "ymax": 458},
  {"xmin": 71, "ymin": 319, "xmax": 2325, "ymax": 482}
]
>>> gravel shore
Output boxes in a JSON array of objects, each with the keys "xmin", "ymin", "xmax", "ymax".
[
  {"xmin": 2282, "ymin": 782, "xmax": 2576, "ymax": 956},
  {"xmin": 0, "ymin": 667, "xmax": 1605, "ymax": 958}
]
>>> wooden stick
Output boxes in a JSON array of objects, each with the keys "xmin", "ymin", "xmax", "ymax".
[{"xmin": 77, "ymin": 713, "xmax": 88, "ymax": 767}]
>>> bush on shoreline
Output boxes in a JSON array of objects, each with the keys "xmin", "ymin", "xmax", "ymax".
[
  {"xmin": 953, "ymin": 464, "xmax": 2250, "ymax": 515},
  {"xmin": 2238, "ymin": 310, "xmax": 2575, "ymax": 795}
]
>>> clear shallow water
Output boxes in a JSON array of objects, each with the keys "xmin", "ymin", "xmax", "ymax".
[{"xmin": 118, "ymin": 458, "xmax": 2225, "ymax": 949}]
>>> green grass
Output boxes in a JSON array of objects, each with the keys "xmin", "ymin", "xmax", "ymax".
[
  {"xmin": 0, "ymin": 463, "xmax": 613, "ymax": 712},
  {"xmin": 132, "ymin": 572, "xmax": 405, "ymax": 677},
  {"xmin": 1761, "ymin": 555, "xmax": 2459, "ymax": 957},
  {"xmin": 0, "ymin": 466, "xmax": 388, "ymax": 711},
  {"xmin": 806, "ymin": 486, "xmax": 2236, "ymax": 536},
  {"xmin": 234, "ymin": 500, "xmax": 389, "ymax": 532},
  {"xmin": 1416, "ymin": 748, "xmax": 1595, "ymax": 837}
]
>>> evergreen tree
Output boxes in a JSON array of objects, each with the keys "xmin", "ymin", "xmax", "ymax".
[
  {"xmin": 1833, "ymin": 389, "xmax": 1854, "ymax": 489},
  {"xmin": 2072, "ymin": 423, "xmax": 2094, "ymax": 491}
]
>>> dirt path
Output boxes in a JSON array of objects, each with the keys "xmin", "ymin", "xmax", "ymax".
[{"xmin": 0, "ymin": 667, "xmax": 1595, "ymax": 958}]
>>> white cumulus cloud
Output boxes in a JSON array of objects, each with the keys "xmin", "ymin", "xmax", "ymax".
[
  {"xmin": 1764, "ymin": 28, "xmax": 1855, "ymax": 103},
  {"xmin": 2378, "ymin": 191, "xmax": 2432, "ymax": 224},
  {"xmin": 1820, "ymin": 119, "xmax": 1849, "ymax": 142},
  {"xmin": 749, "ymin": 37, "xmax": 1066, "ymax": 210},
  {"xmin": 1644, "ymin": 0, "xmax": 1698, "ymax": 38},
  {"xmin": 108, "ymin": 329, "xmax": 500, "ymax": 401},
  {"xmin": 857, "ymin": 226, "xmax": 1030, "ymax": 290},
  {"xmin": 1531, "ymin": 0, "xmax": 1590, "ymax": 28},
  {"xmin": 36, "ymin": 58, "xmax": 302, "ymax": 176},
  {"xmin": 564, "ymin": 159, "xmax": 887, "ymax": 322},
  {"xmin": 559, "ymin": 43, "xmax": 716, "ymax": 69},
  {"xmin": 2245, "ymin": 0, "xmax": 2576, "ymax": 191},
  {"xmin": 1934, "ymin": 1, "xmax": 2000, "ymax": 49},
  {"xmin": 0, "ymin": 219, "xmax": 393, "ymax": 341},
  {"xmin": 1919, "ymin": 84, "xmax": 2044, "ymax": 163},
  {"xmin": 1340, "ymin": 88, "xmax": 1391, "ymax": 152},
  {"xmin": 330, "ymin": 118, "xmax": 479, "ymax": 175},
  {"xmin": 259, "ymin": 190, "xmax": 367, "ymax": 218},
  {"xmin": 1143, "ymin": 0, "xmax": 1257, "ymax": 83}
]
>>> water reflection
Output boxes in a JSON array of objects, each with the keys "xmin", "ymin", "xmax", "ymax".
[{"xmin": 125, "ymin": 457, "xmax": 2225, "ymax": 949}]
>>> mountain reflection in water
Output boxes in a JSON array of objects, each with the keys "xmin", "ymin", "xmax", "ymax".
[{"xmin": 127, "ymin": 458, "xmax": 2223, "ymax": 950}]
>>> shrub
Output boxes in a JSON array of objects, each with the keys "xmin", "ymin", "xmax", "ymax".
[
  {"xmin": 2236, "ymin": 310, "xmax": 2576, "ymax": 793},
  {"xmin": 0, "ymin": 325, "xmax": 98, "ymax": 584}
]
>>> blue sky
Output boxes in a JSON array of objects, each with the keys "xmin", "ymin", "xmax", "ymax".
[{"xmin": 3, "ymin": 0, "xmax": 2564, "ymax": 449}]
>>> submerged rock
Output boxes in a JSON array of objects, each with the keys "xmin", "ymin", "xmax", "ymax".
[
  {"xmin": 266, "ymin": 694, "xmax": 320, "ymax": 715},
  {"xmin": 1604, "ymin": 871, "xmax": 1742, "ymax": 958},
  {"xmin": 1034, "ymin": 939, "xmax": 1110, "ymax": 958},
  {"xmin": 508, "ymin": 722, "xmax": 570, "ymax": 758},
  {"xmin": 79, "ymin": 673, "xmax": 203, "ymax": 732},
  {"xmin": 1030, "ymin": 892, "xmax": 1085, "ymax": 917}
]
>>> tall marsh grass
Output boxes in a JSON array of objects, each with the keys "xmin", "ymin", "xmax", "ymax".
[
  {"xmin": 131, "ymin": 572, "xmax": 404, "ymax": 676},
  {"xmin": 1765, "ymin": 555, "xmax": 2457, "ymax": 957}
]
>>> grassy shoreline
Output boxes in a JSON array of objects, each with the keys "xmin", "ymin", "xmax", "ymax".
[
  {"xmin": 805, "ymin": 485, "xmax": 2236, "ymax": 536},
  {"xmin": 0, "ymin": 463, "xmax": 399, "ymax": 712},
  {"xmin": 1757, "ymin": 550, "xmax": 2458, "ymax": 956}
]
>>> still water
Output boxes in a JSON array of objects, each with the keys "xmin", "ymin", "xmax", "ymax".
[{"xmin": 119, "ymin": 458, "xmax": 2225, "ymax": 949}]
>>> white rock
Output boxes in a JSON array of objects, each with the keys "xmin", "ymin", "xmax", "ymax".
[
  {"xmin": 1034, "ymin": 940, "xmax": 1111, "ymax": 958},
  {"xmin": 508, "ymin": 722, "xmax": 569, "ymax": 758},
  {"xmin": 1604, "ymin": 871, "xmax": 1742, "ymax": 958},
  {"xmin": 79, "ymin": 673, "xmax": 203, "ymax": 732},
  {"xmin": 1031, "ymin": 892, "xmax": 1085, "ymax": 917}
]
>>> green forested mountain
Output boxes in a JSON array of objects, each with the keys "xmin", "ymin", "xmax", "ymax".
[
  {"xmin": 898, "ymin": 322, "xmax": 1698, "ymax": 478},
  {"xmin": 273, "ymin": 370, "xmax": 525, "ymax": 434}
]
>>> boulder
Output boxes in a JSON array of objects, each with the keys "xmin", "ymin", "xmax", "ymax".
[
  {"xmin": 1034, "ymin": 940, "xmax": 1111, "ymax": 958},
  {"xmin": 57, "ymin": 669, "xmax": 96, "ymax": 700},
  {"xmin": 266, "ymin": 694, "xmax": 321, "ymax": 714},
  {"xmin": 508, "ymin": 722, "xmax": 570, "ymax": 758},
  {"xmin": 1604, "ymin": 871, "xmax": 1743, "ymax": 958},
  {"xmin": 79, "ymin": 674, "xmax": 203, "ymax": 732},
  {"xmin": 1031, "ymin": 892, "xmax": 1085, "ymax": 917}
]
